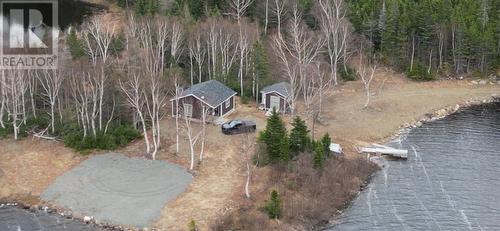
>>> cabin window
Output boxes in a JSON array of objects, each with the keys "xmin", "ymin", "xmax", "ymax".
[
  {"xmin": 225, "ymin": 98, "xmax": 231, "ymax": 109},
  {"xmin": 183, "ymin": 103, "xmax": 193, "ymax": 117}
]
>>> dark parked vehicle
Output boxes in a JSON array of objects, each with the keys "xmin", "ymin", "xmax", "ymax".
[{"xmin": 221, "ymin": 120, "xmax": 256, "ymax": 135}]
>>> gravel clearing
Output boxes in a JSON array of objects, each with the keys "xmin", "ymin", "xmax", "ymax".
[{"xmin": 41, "ymin": 153, "xmax": 192, "ymax": 228}]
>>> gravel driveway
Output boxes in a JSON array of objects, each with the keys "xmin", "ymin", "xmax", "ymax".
[{"xmin": 41, "ymin": 153, "xmax": 192, "ymax": 228}]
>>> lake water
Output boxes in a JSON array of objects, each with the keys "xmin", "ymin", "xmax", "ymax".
[
  {"xmin": 0, "ymin": 205, "xmax": 103, "ymax": 231},
  {"xmin": 328, "ymin": 102, "xmax": 500, "ymax": 230}
]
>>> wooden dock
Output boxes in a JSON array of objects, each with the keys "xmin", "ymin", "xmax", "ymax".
[{"xmin": 358, "ymin": 143, "xmax": 408, "ymax": 159}]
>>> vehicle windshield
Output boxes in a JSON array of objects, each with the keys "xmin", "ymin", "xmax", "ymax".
[{"xmin": 229, "ymin": 120, "xmax": 242, "ymax": 127}]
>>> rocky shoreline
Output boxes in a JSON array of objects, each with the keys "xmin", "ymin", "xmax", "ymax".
[
  {"xmin": 389, "ymin": 94, "xmax": 500, "ymax": 143},
  {"xmin": 0, "ymin": 200, "xmax": 155, "ymax": 231}
]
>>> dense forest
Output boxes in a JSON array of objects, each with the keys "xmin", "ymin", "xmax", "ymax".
[{"xmin": 349, "ymin": 0, "xmax": 500, "ymax": 79}]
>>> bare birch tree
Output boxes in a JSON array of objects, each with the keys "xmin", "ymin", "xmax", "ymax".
[
  {"xmin": 272, "ymin": 5, "xmax": 323, "ymax": 114},
  {"xmin": 199, "ymin": 106, "xmax": 209, "ymax": 162},
  {"xmin": 4, "ymin": 69, "xmax": 27, "ymax": 139},
  {"xmin": 274, "ymin": 0, "xmax": 287, "ymax": 38},
  {"xmin": 173, "ymin": 77, "xmax": 183, "ymax": 154},
  {"xmin": 0, "ymin": 71, "xmax": 6, "ymax": 129},
  {"xmin": 305, "ymin": 62, "xmax": 331, "ymax": 120},
  {"xmin": 26, "ymin": 71, "xmax": 37, "ymax": 119},
  {"xmin": 264, "ymin": 0, "xmax": 269, "ymax": 35},
  {"xmin": 119, "ymin": 73, "xmax": 151, "ymax": 154},
  {"xmin": 189, "ymin": 30, "xmax": 206, "ymax": 83},
  {"xmin": 70, "ymin": 72, "xmax": 89, "ymax": 137},
  {"xmin": 170, "ymin": 18, "xmax": 184, "ymax": 67},
  {"xmin": 81, "ymin": 15, "xmax": 115, "ymax": 133},
  {"xmin": 228, "ymin": 0, "xmax": 254, "ymax": 96},
  {"xmin": 357, "ymin": 48, "xmax": 377, "ymax": 109},
  {"xmin": 238, "ymin": 133, "xmax": 256, "ymax": 199},
  {"xmin": 203, "ymin": 18, "xmax": 239, "ymax": 82},
  {"xmin": 36, "ymin": 69, "xmax": 64, "ymax": 134},
  {"xmin": 318, "ymin": 0, "xmax": 350, "ymax": 85},
  {"xmin": 271, "ymin": 34, "xmax": 300, "ymax": 113},
  {"xmin": 183, "ymin": 112, "xmax": 202, "ymax": 170},
  {"xmin": 137, "ymin": 17, "xmax": 169, "ymax": 160}
]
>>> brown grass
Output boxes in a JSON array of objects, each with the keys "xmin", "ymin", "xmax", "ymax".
[
  {"xmin": 211, "ymin": 154, "xmax": 377, "ymax": 230},
  {"xmin": 0, "ymin": 138, "xmax": 82, "ymax": 201}
]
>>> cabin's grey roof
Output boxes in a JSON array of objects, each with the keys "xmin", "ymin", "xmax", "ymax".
[
  {"xmin": 181, "ymin": 80, "xmax": 236, "ymax": 107},
  {"xmin": 260, "ymin": 82, "xmax": 291, "ymax": 97}
]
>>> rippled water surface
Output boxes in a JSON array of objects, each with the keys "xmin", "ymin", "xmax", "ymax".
[
  {"xmin": 329, "ymin": 102, "xmax": 500, "ymax": 231},
  {"xmin": 0, "ymin": 206, "xmax": 102, "ymax": 231}
]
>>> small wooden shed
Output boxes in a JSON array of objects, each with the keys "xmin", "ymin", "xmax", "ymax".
[
  {"xmin": 171, "ymin": 80, "xmax": 237, "ymax": 122},
  {"xmin": 260, "ymin": 82, "xmax": 291, "ymax": 113}
]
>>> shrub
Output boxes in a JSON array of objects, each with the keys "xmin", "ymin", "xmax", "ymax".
[
  {"xmin": 63, "ymin": 123, "xmax": 141, "ymax": 152},
  {"xmin": 241, "ymin": 95, "xmax": 251, "ymax": 104},
  {"xmin": 406, "ymin": 63, "xmax": 435, "ymax": 81},
  {"xmin": 0, "ymin": 115, "xmax": 52, "ymax": 138},
  {"xmin": 339, "ymin": 66, "xmax": 358, "ymax": 81},
  {"xmin": 0, "ymin": 125, "xmax": 12, "ymax": 138},
  {"xmin": 19, "ymin": 115, "xmax": 50, "ymax": 136},
  {"xmin": 264, "ymin": 190, "xmax": 282, "ymax": 219},
  {"xmin": 188, "ymin": 220, "xmax": 197, "ymax": 231},
  {"xmin": 109, "ymin": 124, "xmax": 142, "ymax": 146}
]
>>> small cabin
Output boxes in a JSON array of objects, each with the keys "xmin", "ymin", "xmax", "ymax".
[
  {"xmin": 260, "ymin": 82, "xmax": 291, "ymax": 113},
  {"xmin": 171, "ymin": 80, "xmax": 237, "ymax": 122}
]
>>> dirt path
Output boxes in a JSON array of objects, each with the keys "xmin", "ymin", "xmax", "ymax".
[{"xmin": 151, "ymin": 103, "xmax": 267, "ymax": 230}]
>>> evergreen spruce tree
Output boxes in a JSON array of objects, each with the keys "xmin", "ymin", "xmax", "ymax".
[
  {"xmin": 289, "ymin": 116, "xmax": 310, "ymax": 154},
  {"xmin": 145, "ymin": 0, "xmax": 159, "ymax": 15},
  {"xmin": 67, "ymin": 27, "xmax": 85, "ymax": 60},
  {"xmin": 265, "ymin": 190, "xmax": 282, "ymax": 219},
  {"xmin": 169, "ymin": 0, "xmax": 186, "ymax": 16},
  {"xmin": 251, "ymin": 42, "xmax": 270, "ymax": 99},
  {"xmin": 117, "ymin": 0, "xmax": 127, "ymax": 8},
  {"xmin": 321, "ymin": 133, "xmax": 331, "ymax": 156},
  {"xmin": 279, "ymin": 135, "xmax": 290, "ymax": 163},
  {"xmin": 260, "ymin": 109, "xmax": 287, "ymax": 163},
  {"xmin": 189, "ymin": 0, "xmax": 205, "ymax": 20},
  {"xmin": 313, "ymin": 141, "xmax": 325, "ymax": 169},
  {"xmin": 135, "ymin": 0, "xmax": 146, "ymax": 15}
]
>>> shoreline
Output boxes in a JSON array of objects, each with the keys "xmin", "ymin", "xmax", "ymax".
[
  {"xmin": 0, "ymin": 200, "xmax": 128, "ymax": 231},
  {"xmin": 386, "ymin": 94, "xmax": 499, "ymax": 144},
  {"xmin": 321, "ymin": 94, "xmax": 500, "ymax": 230}
]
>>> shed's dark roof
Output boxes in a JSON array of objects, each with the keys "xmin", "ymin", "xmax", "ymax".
[
  {"xmin": 181, "ymin": 80, "xmax": 236, "ymax": 107},
  {"xmin": 260, "ymin": 82, "xmax": 291, "ymax": 97}
]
